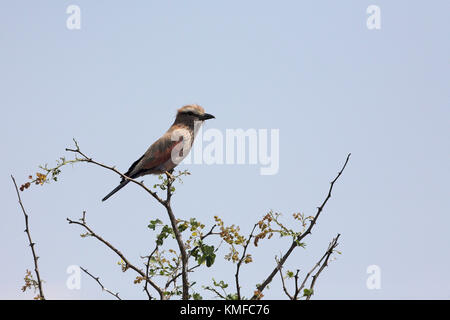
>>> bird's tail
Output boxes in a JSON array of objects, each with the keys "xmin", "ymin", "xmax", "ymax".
[{"xmin": 102, "ymin": 180, "xmax": 130, "ymax": 202}]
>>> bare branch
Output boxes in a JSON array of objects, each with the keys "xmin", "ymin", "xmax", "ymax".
[
  {"xmin": 297, "ymin": 154, "xmax": 351, "ymax": 243},
  {"xmin": 143, "ymin": 245, "xmax": 159, "ymax": 300},
  {"xmin": 80, "ymin": 266, "xmax": 121, "ymax": 300},
  {"xmin": 235, "ymin": 223, "xmax": 258, "ymax": 300},
  {"xmin": 11, "ymin": 175, "xmax": 45, "ymax": 300},
  {"xmin": 252, "ymin": 153, "xmax": 350, "ymax": 299},
  {"xmin": 66, "ymin": 212, "xmax": 165, "ymax": 300},
  {"xmin": 293, "ymin": 270, "xmax": 300, "ymax": 300},
  {"xmin": 204, "ymin": 286, "xmax": 227, "ymax": 299},
  {"xmin": 277, "ymin": 261, "xmax": 293, "ymax": 300},
  {"xmin": 65, "ymin": 143, "xmax": 165, "ymax": 206},
  {"xmin": 303, "ymin": 234, "xmax": 340, "ymax": 300}
]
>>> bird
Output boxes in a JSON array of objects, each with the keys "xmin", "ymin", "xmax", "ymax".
[{"xmin": 102, "ymin": 104, "xmax": 215, "ymax": 201}]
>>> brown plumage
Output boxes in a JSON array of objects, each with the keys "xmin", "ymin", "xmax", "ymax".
[{"xmin": 102, "ymin": 104, "xmax": 215, "ymax": 201}]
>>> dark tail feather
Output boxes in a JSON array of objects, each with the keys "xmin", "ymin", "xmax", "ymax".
[{"xmin": 102, "ymin": 180, "xmax": 130, "ymax": 202}]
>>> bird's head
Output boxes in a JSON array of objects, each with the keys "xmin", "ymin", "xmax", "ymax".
[{"xmin": 175, "ymin": 104, "xmax": 215, "ymax": 124}]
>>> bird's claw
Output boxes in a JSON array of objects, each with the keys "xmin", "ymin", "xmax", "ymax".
[{"xmin": 165, "ymin": 171, "xmax": 175, "ymax": 181}]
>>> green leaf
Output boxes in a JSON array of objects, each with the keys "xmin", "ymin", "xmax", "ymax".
[
  {"xmin": 148, "ymin": 219, "xmax": 163, "ymax": 230},
  {"xmin": 192, "ymin": 293, "xmax": 203, "ymax": 300},
  {"xmin": 303, "ymin": 288, "xmax": 313, "ymax": 297}
]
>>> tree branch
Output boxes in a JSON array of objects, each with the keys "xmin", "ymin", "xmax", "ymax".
[
  {"xmin": 293, "ymin": 270, "xmax": 300, "ymax": 300},
  {"xmin": 163, "ymin": 172, "xmax": 189, "ymax": 300},
  {"xmin": 80, "ymin": 266, "xmax": 121, "ymax": 300},
  {"xmin": 66, "ymin": 212, "xmax": 165, "ymax": 299},
  {"xmin": 277, "ymin": 261, "xmax": 294, "ymax": 300},
  {"xmin": 252, "ymin": 153, "xmax": 350, "ymax": 299},
  {"xmin": 65, "ymin": 142, "xmax": 165, "ymax": 206},
  {"xmin": 143, "ymin": 244, "xmax": 159, "ymax": 300},
  {"xmin": 303, "ymin": 234, "xmax": 340, "ymax": 300},
  {"xmin": 11, "ymin": 175, "xmax": 45, "ymax": 300},
  {"xmin": 235, "ymin": 223, "xmax": 257, "ymax": 300},
  {"xmin": 204, "ymin": 286, "xmax": 227, "ymax": 300}
]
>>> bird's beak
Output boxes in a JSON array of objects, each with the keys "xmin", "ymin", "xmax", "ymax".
[{"xmin": 199, "ymin": 113, "xmax": 215, "ymax": 121}]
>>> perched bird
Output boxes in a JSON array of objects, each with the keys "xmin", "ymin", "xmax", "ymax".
[{"xmin": 102, "ymin": 104, "xmax": 215, "ymax": 201}]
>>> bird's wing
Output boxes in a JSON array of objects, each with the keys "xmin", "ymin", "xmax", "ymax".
[
  {"xmin": 123, "ymin": 154, "xmax": 145, "ymax": 179},
  {"xmin": 127, "ymin": 134, "xmax": 183, "ymax": 178}
]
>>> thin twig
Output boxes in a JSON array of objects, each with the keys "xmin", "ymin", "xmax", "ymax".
[
  {"xmin": 235, "ymin": 223, "xmax": 257, "ymax": 300},
  {"xmin": 304, "ymin": 234, "xmax": 340, "ymax": 300},
  {"xmin": 11, "ymin": 175, "xmax": 45, "ymax": 300},
  {"xmin": 164, "ymin": 252, "xmax": 182, "ymax": 294},
  {"xmin": 65, "ymin": 143, "xmax": 165, "ymax": 206},
  {"xmin": 293, "ymin": 270, "xmax": 300, "ymax": 300},
  {"xmin": 143, "ymin": 245, "xmax": 159, "ymax": 300},
  {"xmin": 66, "ymin": 212, "xmax": 165, "ymax": 300},
  {"xmin": 277, "ymin": 260, "xmax": 293, "ymax": 300},
  {"xmin": 204, "ymin": 286, "xmax": 227, "ymax": 299},
  {"xmin": 252, "ymin": 153, "xmax": 350, "ymax": 299},
  {"xmin": 80, "ymin": 266, "xmax": 121, "ymax": 300}
]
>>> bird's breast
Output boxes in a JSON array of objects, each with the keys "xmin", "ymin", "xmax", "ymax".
[{"xmin": 161, "ymin": 127, "xmax": 195, "ymax": 170}]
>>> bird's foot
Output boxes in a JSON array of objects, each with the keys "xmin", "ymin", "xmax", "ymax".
[{"xmin": 165, "ymin": 170, "xmax": 175, "ymax": 181}]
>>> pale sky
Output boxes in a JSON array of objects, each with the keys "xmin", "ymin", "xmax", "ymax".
[{"xmin": 1, "ymin": 0, "xmax": 449, "ymax": 299}]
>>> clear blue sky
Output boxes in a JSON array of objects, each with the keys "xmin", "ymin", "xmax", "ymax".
[{"xmin": 1, "ymin": 0, "xmax": 449, "ymax": 299}]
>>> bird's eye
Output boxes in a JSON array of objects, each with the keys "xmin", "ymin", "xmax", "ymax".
[{"xmin": 185, "ymin": 111, "xmax": 196, "ymax": 116}]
